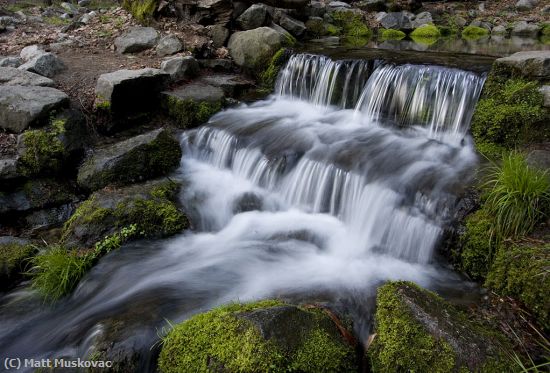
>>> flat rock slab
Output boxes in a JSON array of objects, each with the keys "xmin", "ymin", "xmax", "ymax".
[
  {"xmin": 163, "ymin": 83, "xmax": 225, "ymax": 103},
  {"xmin": 0, "ymin": 85, "xmax": 69, "ymax": 133},
  {"xmin": 77, "ymin": 128, "xmax": 181, "ymax": 191},
  {"xmin": 95, "ymin": 68, "xmax": 169, "ymax": 116},
  {"xmin": 115, "ymin": 26, "xmax": 159, "ymax": 54},
  {"xmin": 200, "ymin": 74, "xmax": 254, "ymax": 97},
  {"xmin": 0, "ymin": 67, "xmax": 55, "ymax": 86},
  {"xmin": 495, "ymin": 51, "xmax": 550, "ymax": 79}
]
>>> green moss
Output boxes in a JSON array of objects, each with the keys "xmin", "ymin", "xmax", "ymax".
[
  {"xmin": 540, "ymin": 24, "xmax": 550, "ymax": 36},
  {"xmin": 471, "ymin": 77, "xmax": 546, "ymax": 158},
  {"xmin": 457, "ymin": 209, "xmax": 499, "ymax": 281},
  {"xmin": 369, "ymin": 281, "xmax": 511, "ymax": 372},
  {"xmin": 18, "ymin": 119, "xmax": 66, "ymax": 176},
  {"xmin": 122, "ymin": 0, "xmax": 158, "ymax": 24},
  {"xmin": 380, "ymin": 28, "xmax": 406, "ymax": 40},
  {"xmin": 325, "ymin": 24, "xmax": 341, "ymax": 36},
  {"xmin": 159, "ymin": 300, "xmax": 357, "ymax": 373},
  {"xmin": 0, "ymin": 242, "xmax": 35, "ymax": 288},
  {"xmin": 95, "ymin": 100, "xmax": 111, "ymax": 111},
  {"xmin": 332, "ymin": 11, "xmax": 371, "ymax": 38},
  {"xmin": 411, "ymin": 24, "xmax": 441, "ymax": 38},
  {"xmin": 164, "ymin": 95, "xmax": 222, "ymax": 129},
  {"xmin": 486, "ymin": 244, "xmax": 550, "ymax": 331},
  {"xmin": 44, "ymin": 16, "xmax": 71, "ymax": 26},
  {"xmin": 462, "ymin": 25, "xmax": 490, "ymax": 40},
  {"xmin": 260, "ymin": 48, "xmax": 289, "ymax": 90},
  {"xmin": 411, "ymin": 35, "xmax": 439, "ymax": 46}
]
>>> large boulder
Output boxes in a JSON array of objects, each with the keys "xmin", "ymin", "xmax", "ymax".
[
  {"xmin": 114, "ymin": 26, "xmax": 159, "ymax": 54},
  {"xmin": 495, "ymin": 51, "xmax": 550, "ymax": 80},
  {"xmin": 77, "ymin": 128, "xmax": 181, "ymax": 191},
  {"xmin": 62, "ymin": 179, "xmax": 188, "ymax": 247},
  {"xmin": 206, "ymin": 25, "xmax": 230, "ymax": 48},
  {"xmin": 20, "ymin": 45, "xmax": 45, "ymax": 61},
  {"xmin": 95, "ymin": 68, "xmax": 169, "ymax": 116},
  {"xmin": 18, "ymin": 52, "xmax": 66, "ymax": 78},
  {"xmin": 236, "ymin": 4, "xmax": 267, "ymax": 30},
  {"xmin": 0, "ymin": 179, "xmax": 77, "ymax": 215},
  {"xmin": 0, "ymin": 67, "xmax": 54, "ymax": 86},
  {"xmin": 228, "ymin": 27, "xmax": 286, "ymax": 71},
  {"xmin": 412, "ymin": 11, "xmax": 432, "ymax": 28},
  {"xmin": 162, "ymin": 83, "xmax": 224, "ymax": 128},
  {"xmin": 155, "ymin": 35, "xmax": 183, "ymax": 57},
  {"xmin": 158, "ymin": 300, "xmax": 359, "ymax": 372},
  {"xmin": 378, "ymin": 11, "xmax": 414, "ymax": 31},
  {"xmin": 510, "ymin": 21, "xmax": 541, "ymax": 37},
  {"xmin": 368, "ymin": 281, "xmax": 510, "ymax": 372},
  {"xmin": 160, "ymin": 56, "xmax": 200, "ymax": 83},
  {"xmin": 0, "ymin": 85, "xmax": 69, "ymax": 133},
  {"xmin": 279, "ymin": 14, "xmax": 306, "ymax": 37}
]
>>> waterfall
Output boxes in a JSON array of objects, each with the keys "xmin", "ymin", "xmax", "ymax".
[{"xmin": 0, "ymin": 53, "xmax": 485, "ymax": 370}]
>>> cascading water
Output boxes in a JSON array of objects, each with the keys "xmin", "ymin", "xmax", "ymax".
[{"xmin": 0, "ymin": 53, "xmax": 486, "ymax": 371}]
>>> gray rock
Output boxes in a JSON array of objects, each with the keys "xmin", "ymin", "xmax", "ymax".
[
  {"xmin": 79, "ymin": 10, "xmax": 97, "ymax": 24},
  {"xmin": 18, "ymin": 53, "xmax": 66, "ymax": 78},
  {"xmin": 156, "ymin": 35, "xmax": 183, "ymax": 57},
  {"xmin": 516, "ymin": 0, "xmax": 536, "ymax": 11},
  {"xmin": 279, "ymin": 14, "xmax": 306, "ymax": 37},
  {"xmin": 163, "ymin": 83, "xmax": 224, "ymax": 103},
  {"xmin": 232, "ymin": 1, "xmax": 249, "ymax": 19},
  {"xmin": 495, "ymin": 51, "xmax": 550, "ymax": 79},
  {"xmin": 198, "ymin": 58, "xmax": 234, "ymax": 72},
  {"xmin": 114, "ymin": 26, "xmax": 159, "ymax": 54},
  {"xmin": 25, "ymin": 203, "xmax": 75, "ymax": 231},
  {"xmin": 61, "ymin": 2, "xmax": 79, "ymax": 15},
  {"xmin": 491, "ymin": 25, "xmax": 507, "ymax": 35},
  {"xmin": 543, "ymin": 4, "xmax": 550, "ymax": 13},
  {"xmin": 328, "ymin": 1, "xmax": 350, "ymax": 8},
  {"xmin": 77, "ymin": 129, "xmax": 181, "ymax": 191},
  {"xmin": 237, "ymin": 4, "xmax": 267, "ymax": 30},
  {"xmin": 95, "ymin": 68, "xmax": 169, "ymax": 116},
  {"xmin": 0, "ymin": 158, "xmax": 19, "ymax": 180},
  {"xmin": 454, "ymin": 16, "xmax": 468, "ymax": 28},
  {"xmin": 358, "ymin": 0, "xmax": 386, "ymax": 12},
  {"xmin": 412, "ymin": 11, "xmax": 432, "ymax": 29},
  {"xmin": 526, "ymin": 148, "xmax": 550, "ymax": 171},
  {"xmin": 20, "ymin": 45, "xmax": 45, "ymax": 62},
  {"xmin": 78, "ymin": 0, "xmax": 91, "ymax": 6},
  {"xmin": 228, "ymin": 27, "xmax": 285, "ymax": 70},
  {"xmin": 540, "ymin": 85, "xmax": 550, "ymax": 108},
  {"xmin": 0, "ymin": 56, "xmax": 23, "ymax": 68},
  {"xmin": 0, "ymin": 85, "xmax": 69, "ymax": 133},
  {"xmin": 0, "ymin": 179, "xmax": 76, "ymax": 215},
  {"xmin": 305, "ymin": 1, "xmax": 326, "ymax": 17},
  {"xmin": 60, "ymin": 13, "xmax": 71, "ymax": 20},
  {"xmin": 511, "ymin": 21, "xmax": 541, "ymax": 37},
  {"xmin": 379, "ymin": 11, "xmax": 414, "ymax": 31},
  {"xmin": 160, "ymin": 56, "xmax": 200, "ymax": 82},
  {"xmin": 470, "ymin": 19, "xmax": 492, "ymax": 31},
  {"xmin": 200, "ymin": 74, "xmax": 254, "ymax": 97},
  {"xmin": 0, "ymin": 67, "xmax": 55, "ymax": 87},
  {"xmin": 207, "ymin": 25, "xmax": 230, "ymax": 48}
]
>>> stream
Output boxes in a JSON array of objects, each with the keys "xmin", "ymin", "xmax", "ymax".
[{"xmin": 0, "ymin": 52, "xmax": 488, "ymax": 372}]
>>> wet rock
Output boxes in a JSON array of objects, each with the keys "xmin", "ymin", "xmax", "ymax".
[
  {"xmin": 491, "ymin": 25, "xmax": 507, "ymax": 35},
  {"xmin": 198, "ymin": 58, "xmax": 234, "ymax": 72},
  {"xmin": 162, "ymin": 83, "xmax": 224, "ymax": 128},
  {"xmin": 0, "ymin": 236, "xmax": 34, "ymax": 291},
  {"xmin": 114, "ymin": 26, "xmax": 159, "ymax": 54},
  {"xmin": 158, "ymin": 300, "xmax": 359, "ymax": 372},
  {"xmin": 156, "ymin": 35, "xmax": 183, "ymax": 57},
  {"xmin": 0, "ymin": 179, "xmax": 77, "ymax": 215},
  {"xmin": 0, "ymin": 85, "xmax": 69, "ymax": 133},
  {"xmin": 369, "ymin": 281, "xmax": 510, "ymax": 372},
  {"xmin": 495, "ymin": 51, "xmax": 550, "ymax": 79},
  {"xmin": 0, "ymin": 67, "xmax": 55, "ymax": 87},
  {"xmin": 160, "ymin": 56, "xmax": 200, "ymax": 82},
  {"xmin": 95, "ymin": 68, "xmax": 169, "ymax": 116},
  {"xmin": 233, "ymin": 192, "xmax": 263, "ymax": 213},
  {"xmin": 19, "ymin": 45, "xmax": 46, "ymax": 62},
  {"xmin": 511, "ymin": 21, "xmax": 541, "ymax": 37},
  {"xmin": 200, "ymin": 74, "xmax": 254, "ymax": 97},
  {"xmin": 18, "ymin": 52, "xmax": 66, "ymax": 78},
  {"xmin": 207, "ymin": 25, "xmax": 230, "ymax": 48},
  {"xmin": 0, "ymin": 56, "xmax": 22, "ymax": 68},
  {"xmin": 228, "ymin": 27, "xmax": 286, "ymax": 71},
  {"xmin": 279, "ymin": 14, "xmax": 306, "ymax": 37},
  {"xmin": 25, "ymin": 203, "xmax": 75, "ymax": 232},
  {"xmin": 62, "ymin": 179, "xmax": 187, "ymax": 247},
  {"xmin": 77, "ymin": 128, "xmax": 181, "ymax": 191},
  {"xmin": 412, "ymin": 11, "xmax": 432, "ymax": 29},
  {"xmin": 237, "ymin": 4, "xmax": 267, "ymax": 30}
]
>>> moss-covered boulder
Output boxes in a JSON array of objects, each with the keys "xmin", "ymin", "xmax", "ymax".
[
  {"xmin": 159, "ymin": 300, "xmax": 359, "ymax": 372},
  {"xmin": 62, "ymin": 178, "xmax": 188, "ymax": 248},
  {"xmin": 161, "ymin": 84, "xmax": 224, "ymax": 128},
  {"xmin": 0, "ymin": 236, "xmax": 35, "ymax": 291},
  {"xmin": 485, "ymin": 244, "xmax": 550, "ymax": 331},
  {"xmin": 368, "ymin": 281, "xmax": 510, "ymax": 372},
  {"xmin": 77, "ymin": 128, "xmax": 181, "ymax": 191},
  {"xmin": 0, "ymin": 179, "xmax": 77, "ymax": 215}
]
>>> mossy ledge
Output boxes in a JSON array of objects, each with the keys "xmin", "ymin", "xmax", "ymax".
[
  {"xmin": 162, "ymin": 95, "xmax": 222, "ymax": 129},
  {"xmin": 368, "ymin": 281, "xmax": 511, "ymax": 372},
  {"xmin": 0, "ymin": 240, "xmax": 36, "ymax": 291},
  {"xmin": 260, "ymin": 48, "xmax": 291, "ymax": 91},
  {"xmin": 158, "ymin": 300, "xmax": 359, "ymax": 373}
]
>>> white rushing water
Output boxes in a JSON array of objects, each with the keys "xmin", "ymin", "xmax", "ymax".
[{"xmin": 0, "ymin": 54, "xmax": 486, "ymax": 371}]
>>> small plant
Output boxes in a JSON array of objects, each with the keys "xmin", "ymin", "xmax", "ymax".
[
  {"xmin": 94, "ymin": 224, "xmax": 140, "ymax": 256},
  {"xmin": 484, "ymin": 152, "xmax": 550, "ymax": 239}
]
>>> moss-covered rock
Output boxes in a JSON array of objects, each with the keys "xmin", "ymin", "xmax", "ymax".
[
  {"xmin": 471, "ymin": 73, "xmax": 547, "ymax": 157},
  {"xmin": 0, "ymin": 236, "xmax": 35, "ymax": 291},
  {"xmin": 485, "ymin": 244, "xmax": 550, "ymax": 331},
  {"xmin": 379, "ymin": 28, "xmax": 406, "ymax": 40},
  {"xmin": 410, "ymin": 24, "xmax": 440, "ymax": 38},
  {"xmin": 368, "ymin": 281, "xmax": 511, "ymax": 372},
  {"xmin": 331, "ymin": 10, "xmax": 371, "ymax": 39},
  {"xmin": 161, "ymin": 84, "xmax": 224, "ymax": 128},
  {"xmin": 62, "ymin": 179, "xmax": 187, "ymax": 248},
  {"xmin": 260, "ymin": 48, "xmax": 291, "ymax": 91},
  {"xmin": 158, "ymin": 300, "xmax": 359, "ymax": 373},
  {"xmin": 462, "ymin": 25, "xmax": 490, "ymax": 40},
  {"xmin": 0, "ymin": 179, "xmax": 77, "ymax": 215},
  {"xmin": 77, "ymin": 128, "xmax": 181, "ymax": 191}
]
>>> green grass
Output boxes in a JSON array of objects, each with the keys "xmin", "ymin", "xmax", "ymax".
[{"xmin": 484, "ymin": 152, "xmax": 550, "ymax": 239}]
